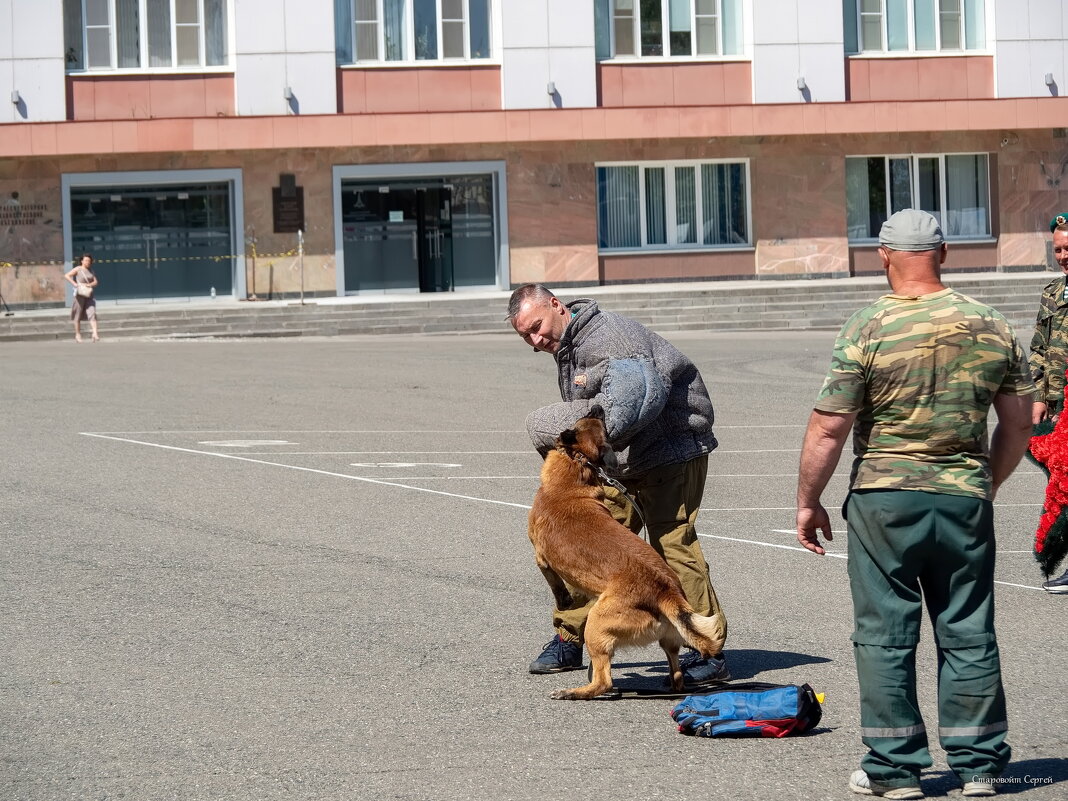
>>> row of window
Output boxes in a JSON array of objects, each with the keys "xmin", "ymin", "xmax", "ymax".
[
  {"xmin": 60, "ymin": 0, "xmax": 987, "ymax": 72},
  {"xmin": 597, "ymin": 153, "xmax": 991, "ymax": 252}
]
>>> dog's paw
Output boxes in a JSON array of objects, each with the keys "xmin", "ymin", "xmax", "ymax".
[{"xmin": 549, "ymin": 689, "xmax": 577, "ymax": 701}]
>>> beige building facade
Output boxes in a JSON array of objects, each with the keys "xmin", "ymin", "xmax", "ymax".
[{"xmin": 1, "ymin": 1, "xmax": 1067, "ymax": 308}]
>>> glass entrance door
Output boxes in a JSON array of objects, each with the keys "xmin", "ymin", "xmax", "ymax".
[
  {"xmin": 341, "ymin": 181, "xmax": 454, "ymax": 293},
  {"xmin": 70, "ymin": 183, "xmax": 234, "ymax": 301}
]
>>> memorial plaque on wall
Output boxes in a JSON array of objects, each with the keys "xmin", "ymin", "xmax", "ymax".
[{"xmin": 272, "ymin": 186, "xmax": 305, "ymax": 233}]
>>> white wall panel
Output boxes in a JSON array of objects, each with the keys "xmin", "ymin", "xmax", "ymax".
[
  {"xmin": 501, "ymin": 0, "xmax": 549, "ymax": 49},
  {"xmin": 752, "ymin": 43, "xmax": 801, "ymax": 104},
  {"xmin": 993, "ymin": 0, "xmax": 1027, "ymax": 40},
  {"xmin": 548, "ymin": 46, "xmax": 597, "ymax": 108},
  {"xmin": 2, "ymin": 0, "xmax": 66, "ymax": 121},
  {"xmin": 753, "ymin": 0, "xmax": 798, "ymax": 46},
  {"xmin": 281, "ymin": 51, "xmax": 337, "ymax": 112},
  {"xmin": 502, "ymin": 47, "xmax": 552, "ymax": 109},
  {"xmin": 283, "ymin": 0, "xmax": 335, "ymax": 53},
  {"xmin": 234, "ymin": 0, "xmax": 336, "ymax": 115},
  {"xmin": 501, "ymin": 0, "xmax": 596, "ymax": 109},
  {"xmin": 0, "ymin": 59, "xmax": 14, "ymax": 123},
  {"xmin": 994, "ymin": 39, "xmax": 1032, "ymax": 97},
  {"xmin": 1029, "ymin": 38, "xmax": 1066, "ymax": 90},
  {"xmin": 547, "ymin": 0, "xmax": 592, "ymax": 48},
  {"xmin": 11, "ymin": 58, "xmax": 66, "ymax": 120},
  {"xmin": 752, "ymin": 0, "xmax": 845, "ymax": 103},
  {"xmin": 796, "ymin": 0, "xmax": 845, "ymax": 45},
  {"xmin": 234, "ymin": 0, "xmax": 288, "ymax": 54},
  {"xmin": 799, "ymin": 43, "xmax": 847, "ymax": 102},
  {"xmin": 994, "ymin": 0, "xmax": 1068, "ymax": 97},
  {"xmin": 0, "ymin": 0, "xmax": 15, "ymax": 61},
  {"xmin": 12, "ymin": 0, "xmax": 64, "ymax": 59},
  {"xmin": 1028, "ymin": 0, "xmax": 1063, "ymax": 41},
  {"xmin": 235, "ymin": 53, "xmax": 289, "ymax": 115}
]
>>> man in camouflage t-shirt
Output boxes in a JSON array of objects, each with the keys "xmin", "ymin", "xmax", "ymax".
[{"xmin": 795, "ymin": 209, "xmax": 1034, "ymax": 800}]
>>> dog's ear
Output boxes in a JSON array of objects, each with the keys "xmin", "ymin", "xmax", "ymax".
[
  {"xmin": 558, "ymin": 428, "xmax": 578, "ymax": 448},
  {"xmin": 588, "ymin": 405, "xmax": 605, "ymax": 421}
]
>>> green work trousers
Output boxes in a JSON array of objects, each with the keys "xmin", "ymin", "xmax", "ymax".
[
  {"xmin": 551, "ymin": 454, "xmax": 726, "ymax": 646},
  {"xmin": 846, "ymin": 489, "xmax": 1010, "ymax": 789}
]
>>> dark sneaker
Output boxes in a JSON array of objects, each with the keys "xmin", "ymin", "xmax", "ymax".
[
  {"xmin": 1042, "ymin": 568, "xmax": 1068, "ymax": 594},
  {"xmin": 849, "ymin": 769, "xmax": 924, "ymax": 799},
  {"xmin": 679, "ymin": 649, "xmax": 731, "ymax": 685},
  {"xmin": 528, "ymin": 635, "xmax": 584, "ymax": 674}
]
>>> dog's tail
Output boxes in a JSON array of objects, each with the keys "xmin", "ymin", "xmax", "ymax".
[{"xmin": 662, "ymin": 597, "xmax": 727, "ymax": 657}]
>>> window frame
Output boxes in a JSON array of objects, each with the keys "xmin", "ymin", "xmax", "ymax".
[
  {"xmin": 598, "ymin": 0, "xmax": 744, "ymax": 62},
  {"xmin": 344, "ymin": 0, "xmax": 495, "ymax": 66},
  {"xmin": 846, "ymin": 152, "xmax": 993, "ymax": 243},
  {"xmin": 596, "ymin": 158, "xmax": 753, "ymax": 253},
  {"xmin": 67, "ymin": 0, "xmax": 232, "ymax": 73},
  {"xmin": 849, "ymin": 0, "xmax": 987, "ymax": 56}
]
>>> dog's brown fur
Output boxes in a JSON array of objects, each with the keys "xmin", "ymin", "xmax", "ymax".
[{"xmin": 528, "ymin": 415, "xmax": 727, "ymax": 700}]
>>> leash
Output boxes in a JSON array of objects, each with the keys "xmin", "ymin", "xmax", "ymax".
[
  {"xmin": 595, "ymin": 465, "xmax": 648, "ymax": 541},
  {"xmin": 568, "ymin": 448, "xmax": 648, "ymax": 540}
]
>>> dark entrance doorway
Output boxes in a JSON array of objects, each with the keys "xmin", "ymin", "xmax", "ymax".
[{"xmin": 341, "ymin": 181, "xmax": 454, "ymax": 293}]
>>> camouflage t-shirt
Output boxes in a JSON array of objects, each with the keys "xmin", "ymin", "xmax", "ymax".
[
  {"xmin": 815, "ymin": 288, "xmax": 1035, "ymax": 499},
  {"xmin": 1029, "ymin": 275, "xmax": 1068, "ymax": 409}
]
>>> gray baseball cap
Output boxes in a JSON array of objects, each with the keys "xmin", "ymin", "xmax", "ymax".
[{"xmin": 879, "ymin": 209, "xmax": 944, "ymax": 252}]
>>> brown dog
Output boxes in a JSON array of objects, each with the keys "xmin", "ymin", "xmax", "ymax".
[{"xmin": 528, "ymin": 414, "xmax": 727, "ymax": 700}]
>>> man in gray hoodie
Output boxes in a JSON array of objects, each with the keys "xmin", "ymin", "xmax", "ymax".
[{"xmin": 508, "ymin": 283, "xmax": 729, "ymax": 683}]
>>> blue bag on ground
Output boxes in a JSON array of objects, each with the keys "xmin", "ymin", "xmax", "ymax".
[{"xmin": 671, "ymin": 681, "xmax": 823, "ymax": 738}]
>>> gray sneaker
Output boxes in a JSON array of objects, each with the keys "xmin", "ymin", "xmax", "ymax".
[
  {"xmin": 528, "ymin": 635, "xmax": 584, "ymax": 674},
  {"xmin": 961, "ymin": 780, "xmax": 996, "ymax": 797},
  {"xmin": 849, "ymin": 770, "xmax": 924, "ymax": 799}
]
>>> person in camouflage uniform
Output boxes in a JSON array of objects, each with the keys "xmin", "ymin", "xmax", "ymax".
[
  {"xmin": 1030, "ymin": 213, "xmax": 1068, "ymax": 423},
  {"xmin": 795, "ymin": 209, "xmax": 1035, "ymax": 800},
  {"xmin": 1029, "ymin": 213, "xmax": 1068, "ymax": 594}
]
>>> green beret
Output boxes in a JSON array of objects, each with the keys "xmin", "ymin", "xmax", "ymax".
[{"xmin": 1051, "ymin": 214, "xmax": 1068, "ymax": 232}]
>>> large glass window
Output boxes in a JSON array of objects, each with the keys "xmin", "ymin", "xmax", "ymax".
[
  {"xmin": 597, "ymin": 160, "xmax": 749, "ymax": 250},
  {"xmin": 64, "ymin": 0, "xmax": 229, "ymax": 70},
  {"xmin": 846, "ymin": 153, "xmax": 990, "ymax": 241},
  {"xmin": 337, "ymin": 0, "xmax": 491, "ymax": 63},
  {"xmin": 845, "ymin": 0, "xmax": 985, "ymax": 54},
  {"xmin": 596, "ymin": 0, "xmax": 743, "ymax": 59}
]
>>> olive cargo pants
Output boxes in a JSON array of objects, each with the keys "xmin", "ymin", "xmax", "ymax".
[
  {"xmin": 846, "ymin": 489, "xmax": 1010, "ymax": 789},
  {"xmin": 551, "ymin": 454, "xmax": 726, "ymax": 648}
]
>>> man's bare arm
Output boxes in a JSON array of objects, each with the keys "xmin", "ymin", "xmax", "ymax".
[{"xmin": 796, "ymin": 409, "xmax": 855, "ymax": 555}]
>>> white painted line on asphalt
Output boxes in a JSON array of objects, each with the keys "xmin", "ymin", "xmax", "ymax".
[
  {"xmin": 230, "ymin": 451, "xmax": 532, "ymax": 455},
  {"xmin": 752, "ymin": 532, "xmax": 1044, "ymax": 590},
  {"xmin": 199, "ymin": 439, "xmax": 295, "ymax": 446},
  {"xmin": 716, "ymin": 425, "xmax": 806, "ymax": 428},
  {"xmin": 80, "ymin": 431, "xmax": 1048, "ymax": 592},
  {"xmin": 701, "ymin": 533, "xmax": 847, "ymax": 560},
  {"xmin": 353, "ymin": 476, "xmax": 534, "ymax": 480},
  {"xmin": 716, "ymin": 449, "xmax": 802, "ymax": 453},
  {"xmin": 80, "ymin": 433, "xmax": 533, "ymax": 511},
  {"xmin": 771, "ymin": 531, "xmax": 1037, "ymax": 558},
  {"xmin": 349, "ymin": 462, "xmax": 462, "ymax": 468},
  {"xmin": 710, "ymin": 473, "xmax": 848, "ymax": 478},
  {"xmin": 88, "ymin": 429, "xmax": 528, "ymax": 434}
]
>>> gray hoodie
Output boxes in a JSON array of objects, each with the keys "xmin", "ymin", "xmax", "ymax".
[{"xmin": 526, "ymin": 299, "xmax": 718, "ymax": 476}]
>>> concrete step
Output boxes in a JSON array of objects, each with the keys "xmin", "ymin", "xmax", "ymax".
[{"xmin": 1, "ymin": 273, "xmax": 1053, "ymax": 343}]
